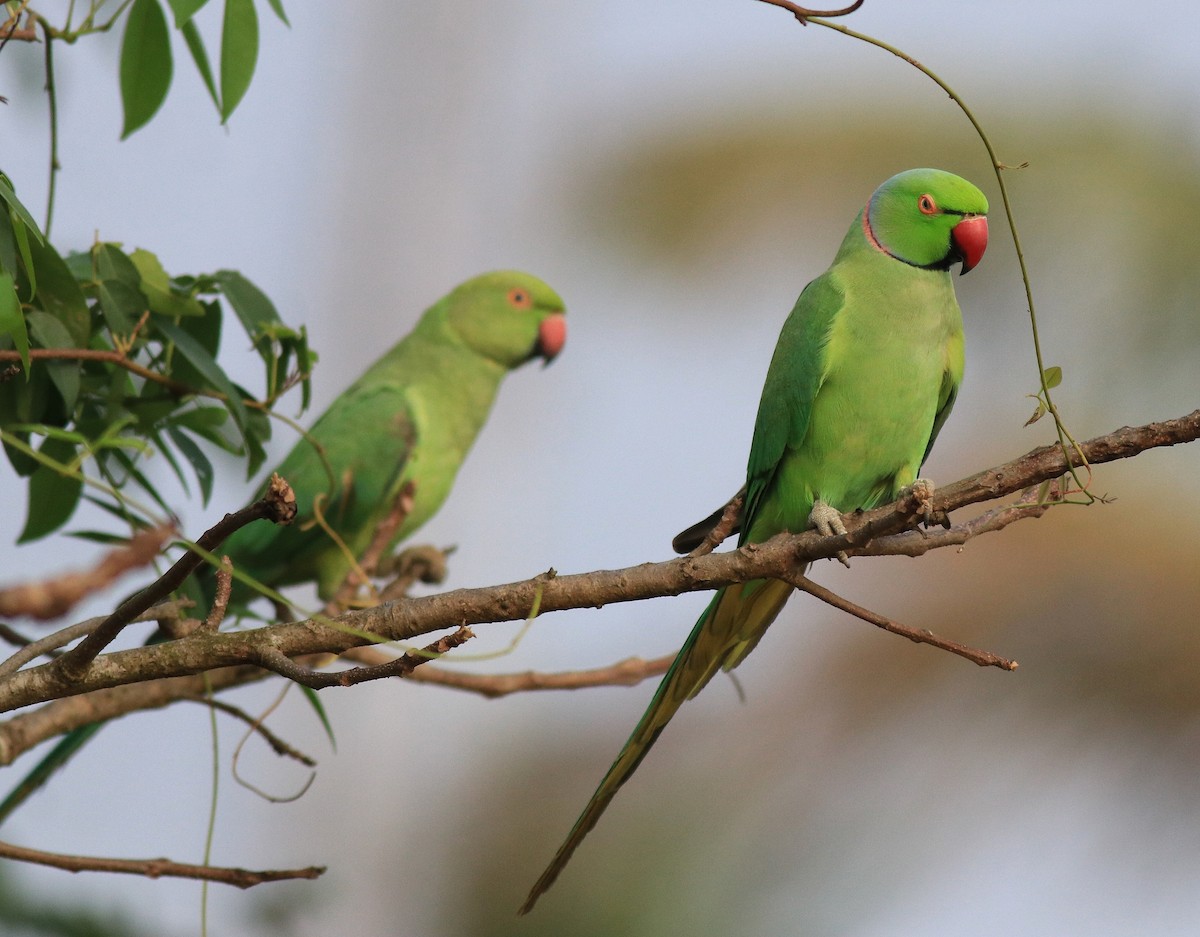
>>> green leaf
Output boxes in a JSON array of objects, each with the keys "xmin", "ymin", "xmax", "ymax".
[
  {"xmin": 0, "ymin": 175, "xmax": 45, "ymax": 247},
  {"xmin": 120, "ymin": 0, "xmax": 175, "ymax": 139},
  {"xmin": 25, "ymin": 310, "xmax": 81, "ymax": 413},
  {"xmin": 63, "ymin": 250, "xmax": 94, "ymax": 284},
  {"xmin": 166, "ymin": 0, "xmax": 210, "ymax": 26},
  {"xmin": 18, "ymin": 436, "xmax": 84, "ymax": 543},
  {"xmin": 175, "ymin": 405, "xmax": 238, "ymax": 452},
  {"xmin": 24, "ymin": 236, "xmax": 90, "ymax": 347},
  {"xmin": 154, "ymin": 317, "xmax": 249, "ymax": 438},
  {"xmin": 214, "ymin": 268, "xmax": 281, "ymax": 332},
  {"xmin": 97, "ymin": 279, "xmax": 146, "ymax": 335},
  {"xmin": 167, "ymin": 424, "xmax": 214, "ymax": 503},
  {"xmin": 264, "ymin": 0, "xmax": 288, "ymax": 26},
  {"xmin": 130, "ymin": 248, "xmax": 205, "ymax": 317},
  {"xmin": 96, "ymin": 243, "xmax": 142, "ymax": 286},
  {"xmin": 1041, "ymin": 365, "xmax": 1062, "ymax": 391},
  {"xmin": 298, "ymin": 685, "xmax": 336, "ymax": 752},
  {"xmin": 10, "ymin": 211, "xmax": 36, "ymax": 300},
  {"xmin": 0, "ymin": 209, "xmax": 19, "ymax": 276},
  {"xmin": 0, "ymin": 271, "xmax": 29, "ymax": 376},
  {"xmin": 219, "ymin": 0, "xmax": 258, "ymax": 122},
  {"xmin": 180, "ymin": 18, "xmax": 220, "ymax": 111}
]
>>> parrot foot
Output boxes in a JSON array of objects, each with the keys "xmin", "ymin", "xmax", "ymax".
[
  {"xmin": 899, "ymin": 478, "xmax": 939, "ymax": 526},
  {"xmin": 809, "ymin": 498, "xmax": 851, "ymax": 568}
]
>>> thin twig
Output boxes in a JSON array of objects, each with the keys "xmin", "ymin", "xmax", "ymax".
[
  {"xmin": 183, "ymin": 694, "xmax": 316, "ymax": 767},
  {"xmin": 253, "ymin": 626, "xmax": 475, "ymax": 689},
  {"xmin": 752, "ymin": 0, "xmax": 863, "ymax": 22},
  {"xmin": 322, "ymin": 481, "xmax": 416, "ymax": 615},
  {"xmin": 202, "ymin": 558, "xmax": 233, "ymax": 632},
  {"xmin": 55, "ymin": 476, "xmax": 297, "ymax": 680},
  {"xmin": 787, "ymin": 573, "xmax": 1017, "ymax": 670},
  {"xmin": 0, "ymin": 599, "xmax": 193, "ymax": 680},
  {"xmin": 403, "ymin": 653, "xmax": 676, "ymax": 698},
  {"xmin": 0, "ymin": 837, "xmax": 324, "ymax": 888},
  {"xmin": 0, "ymin": 348, "xmax": 280, "ymax": 414}
]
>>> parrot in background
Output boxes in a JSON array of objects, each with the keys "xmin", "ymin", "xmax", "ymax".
[
  {"xmin": 216, "ymin": 268, "xmax": 567, "ymax": 601},
  {"xmin": 0, "ymin": 270, "xmax": 567, "ymax": 824},
  {"xmin": 520, "ymin": 168, "xmax": 988, "ymax": 914}
]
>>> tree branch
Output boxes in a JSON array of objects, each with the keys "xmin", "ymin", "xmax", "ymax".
[
  {"xmin": 54, "ymin": 475, "xmax": 297, "ymax": 680},
  {"xmin": 0, "ymin": 526, "xmax": 173, "ymax": 621},
  {"xmin": 0, "ymin": 838, "xmax": 324, "ymax": 888},
  {"xmin": 0, "ymin": 411, "xmax": 1194, "ymax": 739}
]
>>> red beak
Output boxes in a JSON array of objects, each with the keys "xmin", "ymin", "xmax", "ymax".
[
  {"xmin": 537, "ymin": 313, "xmax": 567, "ymax": 363},
  {"xmin": 950, "ymin": 214, "xmax": 988, "ymax": 275}
]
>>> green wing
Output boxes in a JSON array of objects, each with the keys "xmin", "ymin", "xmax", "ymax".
[
  {"xmin": 739, "ymin": 273, "xmax": 844, "ymax": 542},
  {"xmin": 222, "ymin": 381, "xmax": 417, "ymax": 594}
]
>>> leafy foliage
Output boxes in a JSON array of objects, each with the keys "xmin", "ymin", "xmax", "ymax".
[{"xmin": 0, "ymin": 175, "xmax": 313, "ymax": 543}]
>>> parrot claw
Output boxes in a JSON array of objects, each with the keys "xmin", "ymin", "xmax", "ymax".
[
  {"xmin": 899, "ymin": 477, "xmax": 937, "ymax": 526},
  {"xmin": 809, "ymin": 498, "xmax": 851, "ymax": 567}
]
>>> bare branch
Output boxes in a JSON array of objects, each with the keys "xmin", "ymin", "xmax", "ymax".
[
  {"xmin": 752, "ymin": 0, "xmax": 865, "ymax": 24},
  {"xmin": 253, "ymin": 626, "xmax": 475, "ymax": 689},
  {"xmin": 55, "ymin": 475, "xmax": 297, "ymax": 680},
  {"xmin": 403, "ymin": 653, "xmax": 676, "ymax": 699},
  {"xmin": 182, "ymin": 695, "xmax": 316, "ymax": 767},
  {"xmin": 0, "ymin": 600, "xmax": 194, "ymax": 680},
  {"xmin": 0, "ymin": 411, "xmax": 1194, "ymax": 736},
  {"xmin": 787, "ymin": 573, "xmax": 1017, "ymax": 669},
  {"xmin": 0, "ymin": 526, "xmax": 173, "ymax": 621},
  {"xmin": 0, "ymin": 838, "xmax": 324, "ymax": 888}
]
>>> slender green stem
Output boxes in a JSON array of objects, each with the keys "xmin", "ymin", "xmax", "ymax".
[
  {"xmin": 200, "ymin": 672, "xmax": 218, "ymax": 937},
  {"xmin": 806, "ymin": 14, "xmax": 1092, "ymax": 498},
  {"xmin": 42, "ymin": 24, "xmax": 60, "ymax": 238}
]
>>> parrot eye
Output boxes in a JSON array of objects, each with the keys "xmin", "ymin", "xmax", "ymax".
[
  {"xmin": 918, "ymin": 194, "xmax": 938, "ymax": 215},
  {"xmin": 507, "ymin": 288, "xmax": 533, "ymax": 310}
]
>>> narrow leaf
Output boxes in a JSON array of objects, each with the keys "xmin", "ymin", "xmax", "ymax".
[
  {"xmin": 25, "ymin": 310, "xmax": 81, "ymax": 412},
  {"xmin": 0, "ymin": 209, "xmax": 19, "ymax": 275},
  {"xmin": 0, "ymin": 271, "xmax": 29, "ymax": 376},
  {"xmin": 180, "ymin": 18, "xmax": 220, "ymax": 111},
  {"xmin": 166, "ymin": 0, "xmax": 210, "ymax": 27},
  {"xmin": 299, "ymin": 686, "xmax": 337, "ymax": 752},
  {"xmin": 96, "ymin": 243, "xmax": 143, "ymax": 285},
  {"xmin": 219, "ymin": 0, "xmax": 258, "ymax": 122},
  {"xmin": 167, "ymin": 424, "xmax": 214, "ymax": 503},
  {"xmin": 0, "ymin": 175, "xmax": 45, "ymax": 246},
  {"xmin": 130, "ymin": 248, "xmax": 205, "ymax": 317},
  {"xmin": 18, "ymin": 436, "xmax": 84, "ymax": 543},
  {"xmin": 10, "ymin": 212, "xmax": 35, "ymax": 300},
  {"xmin": 264, "ymin": 0, "xmax": 288, "ymax": 26},
  {"xmin": 214, "ymin": 268, "xmax": 281, "ymax": 332},
  {"xmin": 154, "ymin": 317, "xmax": 249, "ymax": 437},
  {"xmin": 120, "ymin": 0, "xmax": 175, "ymax": 139},
  {"xmin": 97, "ymin": 279, "xmax": 146, "ymax": 335},
  {"xmin": 25, "ymin": 222, "xmax": 90, "ymax": 347}
]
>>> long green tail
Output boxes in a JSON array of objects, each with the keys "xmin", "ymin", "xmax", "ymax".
[{"xmin": 518, "ymin": 577, "xmax": 792, "ymax": 914}]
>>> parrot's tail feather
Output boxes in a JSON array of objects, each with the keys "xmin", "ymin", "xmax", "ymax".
[{"xmin": 519, "ymin": 577, "xmax": 795, "ymax": 914}]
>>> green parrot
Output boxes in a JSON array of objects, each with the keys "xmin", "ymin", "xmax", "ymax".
[
  {"xmin": 217, "ymin": 269, "xmax": 567, "ymax": 601},
  {"xmin": 0, "ymin": 270, "xmax": 567, "ymax": 824},
  {"xmin": 519, "ymin": 168, "xmax": 987, "ymax": 913}
]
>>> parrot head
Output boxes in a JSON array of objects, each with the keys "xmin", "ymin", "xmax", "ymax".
[
  {"xmin": 445, "ymin": 270, "xmax": 567, "ymax": 369},
  {"xmin": 863, "ymin": 168, "xmax": 989, "ymax": 275}
]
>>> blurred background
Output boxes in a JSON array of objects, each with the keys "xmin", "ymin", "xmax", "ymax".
[{"xmin": 2, "ymin": 1, "xmax": 1200, "ymax": 934}]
